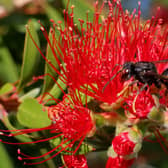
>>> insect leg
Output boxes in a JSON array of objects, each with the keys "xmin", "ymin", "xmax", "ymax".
[{"xmin": 102, "ymin": 69, "xmax": 122, "ymax": 93}]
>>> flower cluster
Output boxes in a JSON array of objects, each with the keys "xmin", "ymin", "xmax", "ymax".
[{"xmin": 0, "ymin": 0, "xmax": 168, "ymax": 168}]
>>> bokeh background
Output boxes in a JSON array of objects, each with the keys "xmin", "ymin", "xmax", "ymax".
[{"xmin": 0, "ymin": 0, "xmax": 168, "ymax": 168}]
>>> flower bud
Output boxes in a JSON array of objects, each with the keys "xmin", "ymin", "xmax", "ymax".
[
  {"xmin": 106, "ymin": 146, "xmax": 136, "ymax": 168},
  {"xmin": 62, "ymin": 154, "xmax": 88, "ymax": 168},
  {"xmin": 112, "ymin": 129, "xmax": 142, "ymax": 156}
]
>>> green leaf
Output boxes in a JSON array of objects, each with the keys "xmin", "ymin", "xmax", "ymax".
[
  {"xmin": 0, "ymin": 39, "xmax": 18, "ymax": 83},
  {"xmin": 62, "ymin": 0, "xmax": 94, "ymax": 29},
  {"xmin": 18, "ymin": 20, "xmax": 40, "ymax": 89},
  {"xmin": 0, "ymin": 83, "xmax": 14, "ymax": 96},
  {"xmin": 19, "ymin": 88, "xmax": 40, "ymax": 101},
  {"xmin": 41, "ymin": 28, "xmax": 60, "ymax": 94},
  {"xmin": 43, "ymin": 73, "xmax": 67, "ymax": 104},
  {"xmin": 17, "ymin": 98, "xmax": 51, "ymax": 128},
  {"xmin": 0, "ymin": 143, "xmax": 14, "ymax": 168},
  {"xmin": 2, "ymin": 115, "xmax": 33, "ymax": 143},
  {"xmin": 43, "ymin": 4, "xmax": 64, "ymax": 95},
  {"xmin": 76, "ymin": 142, "xmax": 94, "ymax": 155}
]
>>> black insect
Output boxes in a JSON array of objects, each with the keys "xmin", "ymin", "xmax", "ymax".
[
  {"xmin": 103, "ymin": 61, "xmax": 168, "ymax": 92},
  {"xmin": 121, "ymin": 61, "xmax": 168, "ymax": 88}
]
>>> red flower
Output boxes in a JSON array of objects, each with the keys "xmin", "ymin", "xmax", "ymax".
[
  {"xmin": 48, "ymin": 97, "xmax": 95, "ymax": 141},
  {"xmin": 112, "ymin": 132, "xmax": 135, "ymax": 156},
  {"xmin": 38, "ymin": 0, "xmax": 168, "ymax": 106},
  {"xmin": 0, "ymin": 93, "xmax": 95, "ymax": 165},
  {"xmin": 62, "ymin": 154, "xmax": 88, "ymax": 168},
  {"xmin": 39, "ymin": 1, "xmax": 135, "ymax": 104}
]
